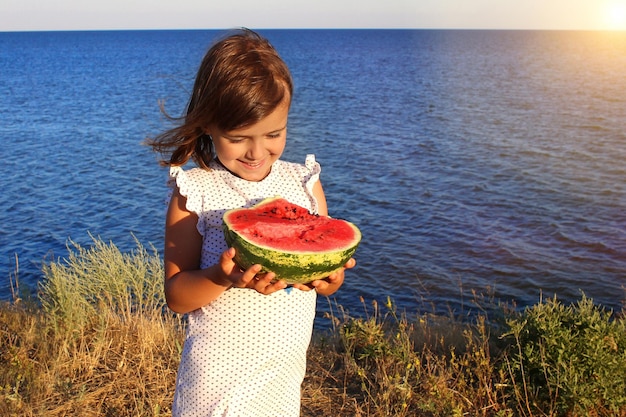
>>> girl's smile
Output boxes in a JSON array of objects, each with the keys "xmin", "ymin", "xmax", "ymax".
[{"xmin": 209, "ymin": 97, "xmax": 290, "ymax": 182}]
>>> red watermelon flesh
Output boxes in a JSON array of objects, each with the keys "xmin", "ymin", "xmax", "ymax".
[{"xmin": 225, "ymin": 205, "xmax": 355, "ymax": 253}]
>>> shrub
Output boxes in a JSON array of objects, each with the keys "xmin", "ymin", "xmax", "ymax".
[
  {"xmin": 39, "ymin": 235, "xmax": 165, "ymax": 334},
  {"xmin": 334, "ymin": 297, "xmax": 510, "ymax": 417},
  {"xmin": 501, "ymin": 294, "xmax": 626, "ymax": 416}
]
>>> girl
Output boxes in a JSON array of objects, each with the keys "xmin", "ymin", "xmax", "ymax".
[{"xmin": 148, "ymin": 29, "xmax": 356, "ymax": 416}]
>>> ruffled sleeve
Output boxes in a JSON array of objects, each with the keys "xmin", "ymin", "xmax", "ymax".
[
  {"xmin": 167, "ymin": 166, "xmax": 207, "ymax": 236},
  {"xmin": 304, "ymin": 154, "xmax": 321, "ymax": 214}
]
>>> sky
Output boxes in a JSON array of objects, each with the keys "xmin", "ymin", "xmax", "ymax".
[{"xmin": 1, "ymin": 0, "xmax": 626, "ymax": 32}]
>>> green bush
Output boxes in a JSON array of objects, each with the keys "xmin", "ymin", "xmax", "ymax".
[
  {"xmin": 39, "ymin": 235, "xmax": 165, "ymax": 334},
  {"xmin": 501, "ymin": 294, "xmax": 626, "ymax": 416}
]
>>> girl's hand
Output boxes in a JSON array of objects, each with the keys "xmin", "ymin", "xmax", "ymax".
[
  {"xmin": 247, "ymin": 270, "xmax": 288, "ymax": 294},
  {"xmin": 292, "ymin": 258, "xmax": 356, "ymax": 296},
  {"xmin": 218, "ymin": 248, "xmax": 287, "ymax": 295}
]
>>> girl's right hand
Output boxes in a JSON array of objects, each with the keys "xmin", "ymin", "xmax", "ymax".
[{"xmin": 218, "ymin": 248, "xmax": 287, "ymax": 295}]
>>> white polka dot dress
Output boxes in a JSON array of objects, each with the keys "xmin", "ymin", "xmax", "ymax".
[{"xmin": 168, "ymin": 155, "xmax": 321, "ymax": 417}]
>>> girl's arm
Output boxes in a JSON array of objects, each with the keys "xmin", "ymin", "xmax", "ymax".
[
  {"xmin": 163, "ymin": 188, "xmax": 286, "ymax": 314},
  {"xmin": 313, "ymin": 179, "xmax": 329, "ymax": 216}
]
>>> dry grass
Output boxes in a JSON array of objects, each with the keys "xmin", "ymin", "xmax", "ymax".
[
  {"xmin": 1, "ymin": 236, "xmax": 184, "ymax": 416},
  {"xmin": 300, "ymin": 300, "xmax": 512, "ymax": 417},
  {"xmin": 1, "ymin": 304, "xmax": 182, "ymax": 416},
  {"xmin": 2, "ymin": 237, "xmax": 625, "ymax": 416}
]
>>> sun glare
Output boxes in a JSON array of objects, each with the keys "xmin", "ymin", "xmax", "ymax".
[{"xmin": 603, "ymin": 1, "xmax": 626, "ymax": 30}]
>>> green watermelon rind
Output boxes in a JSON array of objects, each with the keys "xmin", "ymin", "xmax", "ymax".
[{"xmin": 222, "ymin": 200, "xmax": 361, "ymax": 284}]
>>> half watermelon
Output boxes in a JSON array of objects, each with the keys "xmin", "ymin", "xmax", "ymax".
[{"xmin": 222, "ymin": 197, "xmax": 361, "ymax": 284}]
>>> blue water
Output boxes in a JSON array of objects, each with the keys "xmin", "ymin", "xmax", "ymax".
[{"xmin": 1, "ymin": 30, "xmax": 625, "ymax": 320}]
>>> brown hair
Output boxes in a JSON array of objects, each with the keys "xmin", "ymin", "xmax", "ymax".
[{"xmin": 147, "ymin": 28, "xmax": 293, "ymax": 169}]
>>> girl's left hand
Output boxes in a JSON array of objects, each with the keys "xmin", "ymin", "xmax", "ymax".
[
  {"xmin": 246, "ymin": 270, "xmax": 288, "ymax": 295},
  {"xmin": 292, "ymin": 258, "xmax": 356, "ymax": 296}
]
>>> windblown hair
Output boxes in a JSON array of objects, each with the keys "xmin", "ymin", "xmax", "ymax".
[{"xmin": 147, "ymin": 28, "xmax": 293, "ymax": 169}]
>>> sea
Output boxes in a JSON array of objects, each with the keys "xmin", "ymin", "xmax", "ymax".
[{"xmin": 1, "ymin": 29, "xmax": 625, "ymax": 323}]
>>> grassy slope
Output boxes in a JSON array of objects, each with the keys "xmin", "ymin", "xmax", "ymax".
[{"xmin": 1, "ymin": 237, "xmax": 625, "ymax": 416}]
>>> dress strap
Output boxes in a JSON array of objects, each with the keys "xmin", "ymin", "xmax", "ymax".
[
  {"xmin": 305, "ymin": 154, "xmax": 316, "ymax": 170},
  {"xmin": 304, "ymin": 154, "xmax": 321, "ymax": 214}
]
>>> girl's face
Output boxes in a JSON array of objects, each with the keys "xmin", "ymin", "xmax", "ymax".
[{"xmin": 209, "ymin": 98, "xmax": 289, "ymax": 182}]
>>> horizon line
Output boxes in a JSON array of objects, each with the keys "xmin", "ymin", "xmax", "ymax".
[{"xmin": 2, "ymin": 27, "xmax": 626, "ymax": 33}]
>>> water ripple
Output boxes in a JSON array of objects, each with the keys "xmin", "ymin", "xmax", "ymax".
[{"xmin": 1, "ymin": 30, "xmax": 625, "ymax": 317}]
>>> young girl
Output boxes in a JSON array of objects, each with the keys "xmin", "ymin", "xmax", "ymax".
[{"xmin": 148, "ymin": 29, "xmax": 356, "ymax": 416}]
